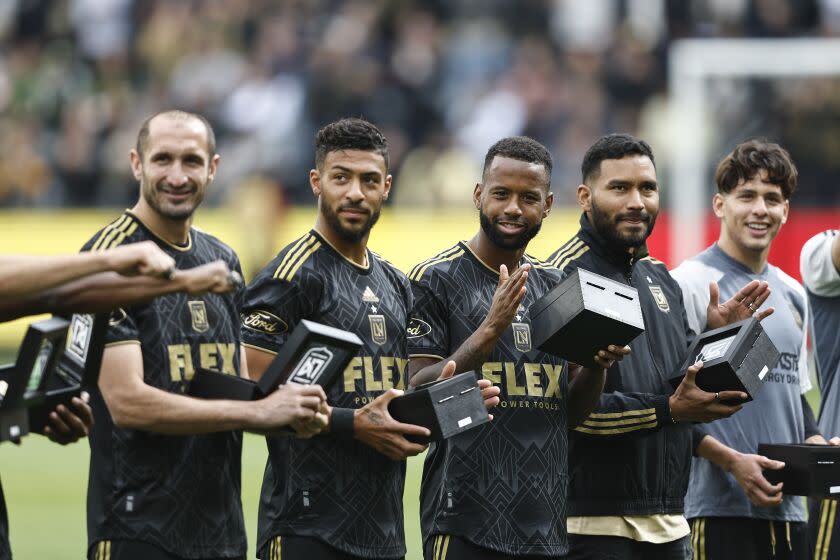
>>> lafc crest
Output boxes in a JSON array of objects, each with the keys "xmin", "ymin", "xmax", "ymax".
[
  {"xmin": 512, "ymin": 323, "xmax": 532, "ymax": 352},
  {"xmin": 369, "ymin": 315, "xmax": 387, "ymax": 345},
  {"xmin": 188, "ymin": 301, "xmax": 210, "ymax": 333},
  {"xmin": 648, "ymin": 285, "xmax": 670, "ymax": 312}
]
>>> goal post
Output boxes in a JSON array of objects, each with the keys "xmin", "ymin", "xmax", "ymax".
[{"xmin": 667, "ymin": 38, "xmax": 840, "ymax": 267}]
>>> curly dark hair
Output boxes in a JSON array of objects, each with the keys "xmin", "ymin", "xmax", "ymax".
[
  {"xmin": 482, "ymin": 136, "xmax": 553, "ymax": 187},
  {"xmin": 714, "ymin": 139, "xmax": 797, "ymax": 199},
  {"xmin": 315, "ymin": 117, "xmax": 389, "ymax": 171},
  {"xmin": 581, "ymin": 133, "xmax": 655, "ymax": 184}
]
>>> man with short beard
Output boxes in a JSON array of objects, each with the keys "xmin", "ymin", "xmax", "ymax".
[
  {"xmin": 407, "ymin": 136, "xmax": 629, "ymax": 559},
  {"xmin": 83, "ymin": 110, "xmax": 328, "ymax": 560},
  {"xmin": 240, "ymin": 118, "xmax": 498, "ymax": 560},
  {"xmin": 549, "ymin": 134, "xmax": 771, "ymax": 560}
]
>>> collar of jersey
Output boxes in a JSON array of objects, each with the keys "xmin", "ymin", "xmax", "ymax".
[
  {"xmin": 578, "ymin": 212, "xmax": 648, "ymax": 271},
  {"xmin": 709, "ymin": 242, "xmax": 769, "ymax": 277},
  {"xmin": 460, "ymin": 240, "xmax": 529, "ymax": 276},
  {"xmin": 310, "ymin": 228, "xmax": 372, "ymax": 273},
  {"xmin": 125, "ymin": 210, "xmax": 193, "ymax": 252}
]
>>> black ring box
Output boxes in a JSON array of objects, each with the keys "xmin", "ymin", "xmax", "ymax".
[
  {"xmin": 188, "ymin": 319, "xmax": 363, "ymax": 400},
  {"xmin": 26, "ymin": 313, "xmax": 107, "ymax": 433},
  {"xmin": 388, "ymin": 371, "xmax": 490, "ymax": 444},
  {"xmin": 531, "ymin": 268, "xmax": 645, "ymax": 367},
  {"xmin": 669, "ymin": 318, "xmax": 779, "ymax": 402},
  {"xmin": 0, "ymin": 317, "xmax": 72, "ymax": 441},
  {"xmin": 758, "ymin": 443, "xmax": 840, "ymax": 497}
]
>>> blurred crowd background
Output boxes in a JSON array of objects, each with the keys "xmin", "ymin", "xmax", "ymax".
[{"xmin": 1, "ymin": 0, "xmax": 840, "ymax": 211}]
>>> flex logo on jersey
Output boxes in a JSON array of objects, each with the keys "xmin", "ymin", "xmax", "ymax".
[
  {"xmin": 481, "ymin": 361, "xmax": 563, "ymax": 399},
  {"xmin": 168, "ymin": 342, "xmax": 236, "ymax": 381},
  {"xmin": 511, "ymin": 323, "xmax": 532, "ymax": 352},
  {"xmin": 288, "ymin": 346, "xmax": 334, "ymax": 384},
  {"xmin": 188, "ymin": 301, "xmax": 209, "ymax": 332},
  {"xmin": 648, "ymin": 285, "xmax": 670, "ymax": 312},
  {"xmin": 242, "ymin": 310, "xmax": 288, "ymax": 334},
  {"xmin": 369, "ymin": 315, "xmax": 387, "ymax": 345},
  {"xmin": 407, "ymin": 317, "xmax": 432, "ymax": 338}
]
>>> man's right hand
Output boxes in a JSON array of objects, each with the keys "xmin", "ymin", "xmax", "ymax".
[
  {"xmin": 669, "ymin": 361, "xmax": 746, "ymax": 422},
  {"xmin": 174, "ymin": 261, "xmax": 241, "ymax": 295},
  {"xmin": 105, "ymin": 241, "xmax": 176, "ymax": 278},
  {"xmin": 354, "ymin": 389, "xmax": 431, "ymax": 461},
  {"xmin": 482, "ymin": 264, "xmax": 530, "ymax": 336},
  {"xmin": 728, "ymin": 452, "xmax": 785, "ymax": 507},
  {"xmin": 252, "ymin": 383, "xmax": 327, "ymax": 435}
]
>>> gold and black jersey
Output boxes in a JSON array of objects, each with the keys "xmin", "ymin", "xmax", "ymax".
[
  {"xmin": 408, "ymin": 242, "xmax": 570, "ymax": 556},
  {"xmin": 241, "ymin": 229, "xmax": 412, "ymax": 559},
  {"xmin": 82, "ymin": 211, "xmax": 246, "ymax": 559}
]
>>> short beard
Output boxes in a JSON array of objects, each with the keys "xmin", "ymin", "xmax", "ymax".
[
  {"xmin": 322, "ymin": 202, "xmax": 380, "ymax": 243},
  {"xmin": 142, "ymin": 179, "xmax": 201, "ymax": 221},
  {"xmin": 479, "ymin": 209, "xmax": 542, "ymax": 251},
  {"xmin": 590, "ymin": 198, "xmax": 656, "ymax": 250}
]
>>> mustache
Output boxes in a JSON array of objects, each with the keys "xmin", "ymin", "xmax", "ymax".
[
  {"xmin": 615, "ymin": 211, "xmax": 651, "ymax": 222},
  {"xmin": 494, "ymin": 218, "xmax": 527, "ymax": 226},
  {"xmin": 338, "ymin": 204, "xmax": 370, "ymax": 214}
]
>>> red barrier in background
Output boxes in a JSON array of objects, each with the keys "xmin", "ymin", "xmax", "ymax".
[{"xmin": 647, "ymin": 209, "xmax": 838, "ymax": 281}]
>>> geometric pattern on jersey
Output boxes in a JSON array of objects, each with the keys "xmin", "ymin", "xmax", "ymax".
[
  {"xmin": 241, "ymin": 229, "xmax": 413, "ymax": 559},
  {"xmin": 82, "ymin": 211, "xmax": 246, "ymax": 559},
  {"xmin": 408, "ymin": 242, "xmax": 570, "ymax": 556}
]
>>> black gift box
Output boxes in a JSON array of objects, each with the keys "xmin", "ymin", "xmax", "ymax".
[
  {"xmin": 27, "ymin": 313, "xmax": 108, "ymax": 433},
  {"xmin": 189, "ymin": 319, "xmax": 363, "ymax": 400},
  {"xmin": 670, "ymin": 318, "xmax": 779, "ymax": 401},
  {"xmin": 758, "ymin": 443, "xmax": 840, "ymax": 497},
  {"xmin": 388, "ymin": 371, "xmax": 490, "ymax": 444},
  {"xmin": 0, "ymin": 317, "xmax": 71, "ymax": 441},
  {"xmin": 11, "ymin": 317, "xmax": 70, "ymax": 407},
  {"xmin": 531, "ymin": 268, "xmax": 644, "ymax": 367}
]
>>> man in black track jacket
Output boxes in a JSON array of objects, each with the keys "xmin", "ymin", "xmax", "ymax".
[{"xmin": 548, "ymin": 133, "xmax": 773, "ymax": 560}]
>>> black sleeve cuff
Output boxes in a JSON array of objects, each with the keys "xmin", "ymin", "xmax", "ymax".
[
  {"xmin": 653, "ymin": 394, "xmax": 673, "ymax": 427},
  {"xmin": 330, "ymin": 407, "xmax": 355, "ymax": 439}
]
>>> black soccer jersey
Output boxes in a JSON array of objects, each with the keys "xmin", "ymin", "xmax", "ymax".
[
  {"xmin": 0, "ymin": 479, "xmax": 9, "ymax": 560},
  {"xmin": 241, "ymin": 229, "xmax": 412, "ymax": 559},
  {"xmin": 82, "ymin": 211, "xmax": 246, "ymax": 559},
  {"xmin": 407, "ymin": 242, "xmax": 570, "ymax": 557}
]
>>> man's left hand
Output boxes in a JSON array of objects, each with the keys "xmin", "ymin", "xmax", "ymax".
[
  {"xmin": 707, "ymin": 280, "xmax": 774, "ymax": 329},
  {"xmin": 44, "ymin": 392, "xmax": 94, "ymax": 445}
]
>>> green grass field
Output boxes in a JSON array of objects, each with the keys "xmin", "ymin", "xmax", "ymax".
[{"xmin": 2, "ymin": 433, "xmax": 427, "ymax": 559}]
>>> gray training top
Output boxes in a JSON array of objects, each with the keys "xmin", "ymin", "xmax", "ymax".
[
  {"xmin": 671, "ymin": 243, "xmax": 809, "ymax": 522},
  {"xmin": 801, "ymin": 230, "xmax": 840, "ymax": 440}
]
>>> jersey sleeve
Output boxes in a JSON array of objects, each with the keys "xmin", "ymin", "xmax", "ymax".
[
  {"xmin": 240, "ymin": 268, "xmax": 321, "ymax": 354},
  {"xmin": 572, "ymin": 391, "xmax": 673, "ymax": 437},
  {"xmin": 407, "ymin": 270, "xmax": 449, "ymax": 360},
  {"xmin": 800, "ymin": 231, "xmax": 840, "ymax": 297},
  {"xmin": 798, "ymin": 297, "xmax": 813, "ymax": 394},
  {"xmin": 670, "ymin": 260, "xmax": 717, "ymax": 336}
]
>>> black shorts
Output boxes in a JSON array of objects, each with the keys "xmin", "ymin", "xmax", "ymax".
[
  {"xmin": 423, "ymin": 534, "xmax": 566, "ymax": 560},
  {"xmin": 809, "ymin": 498, "xmax": 840, "ymax": 560},
  {"xmin": 88, "ymin": 539, "xmax": 244, "ymax": 560},
  {"xmin": 566, "ymin": 532, "xmax": 690, "ymax": 560},
  {"xmin": 259, "ymin": 535, "xmax": 404, "ymax": 560},
  {"xmin": 689, "ymin": 517, "xmax": 806, "ymax": 560}
]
